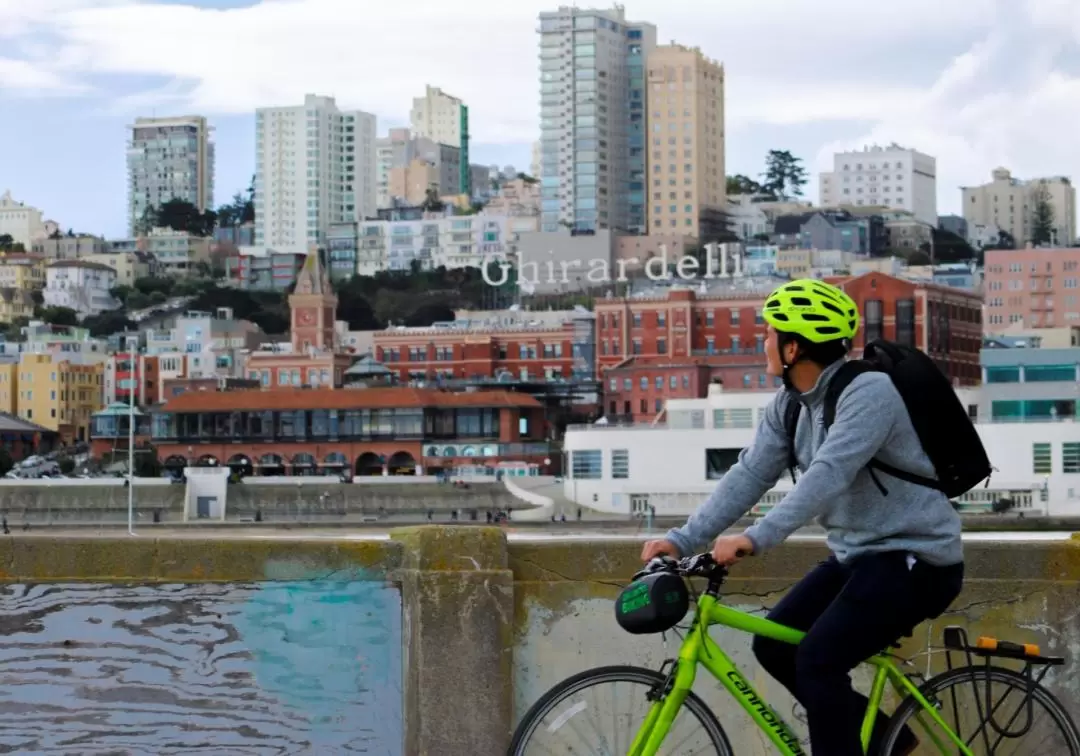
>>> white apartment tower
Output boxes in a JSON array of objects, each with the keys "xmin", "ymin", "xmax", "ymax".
[
  {"xmin": 961, "ymin": 168, "xmax": 1076, "ymax": 247},
  {"xmin": 254, "ymin": 94, "xmax": 376, "ymax": 252},
  {"xmin": 409, "ymin": 85, "xmax": 470, "ymax": 195},
  {"xmin": 537, "ymin": 6, "xmax": 657, "ymax": 234},
  {"xmin": 818, "ymin": 143, "xmax": 937, "ymax": 225},
  {"xmin": 127, "ymin": 115, "xmax": 214, "ymax": 235}
]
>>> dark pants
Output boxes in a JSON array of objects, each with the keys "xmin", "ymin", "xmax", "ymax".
[{"xmin": 752, "ymin": 551, "xmax": 963, "ymax": 755}]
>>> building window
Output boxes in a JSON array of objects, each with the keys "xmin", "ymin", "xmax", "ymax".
[
  {"xmin": 714, "ymin": 408, "xmax": 754, "ymax": 429},
  {"xmin": 985, "ymin": 366, "xmax": 1021, "ymax": 384},
  {"xmin": 895, "ymin": 299, "xmax": 915, "ymax": 347},
  {"xmin": 1033, "ymin": 443, "xmax": 1052, "ymax": 475},
  {"xmin": 1026, "ymin": 365, "xmax": 1076, "ymax": 382},
  {"xmin": 657, "ymin": 337, "xmax": 667, "ymax": 354},
  {"xmin": 612, "ymin": 449, "xmax": 630, "ymax": 479},
  {"xmin": 864, "ymin": 299, "xmax": 883, "ymax": 343},
  {"xmin": 571, "ymin": 450, "xmax": 602, "ymax": 479},
  {"xmin": 1063, "ymin": 443, "xmax": 1080, "ymax": 474}
]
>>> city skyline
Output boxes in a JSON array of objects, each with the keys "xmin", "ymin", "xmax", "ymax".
[{"xmin": 1, "ymin": 0, "xmax": 1077, "ymax": 237}]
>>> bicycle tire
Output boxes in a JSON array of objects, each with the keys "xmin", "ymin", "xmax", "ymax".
[
  {"xmin": 880, "ymin": 665, "xmax": 1080, "ymax": 754},
  {"xmin": 509, "ymin": 665, "xmax": 734, "ymax": 756}
]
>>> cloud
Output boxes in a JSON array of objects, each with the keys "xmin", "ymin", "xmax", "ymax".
[
  {"xmin": 812, "ymin": 0, "xmax": 1080, "ymax": 215},
  {"xmin": 0, "ymin": 0, "xmax": 1077, "ymax": 221},
  {"xmin": 0, "ymin": 57, "xmax": 89, "ymax": 93}
]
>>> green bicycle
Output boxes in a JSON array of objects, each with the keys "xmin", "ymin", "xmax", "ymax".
[{"xmin": 509, "ymin": 552, "xmax": 1080, "ymax": 755}]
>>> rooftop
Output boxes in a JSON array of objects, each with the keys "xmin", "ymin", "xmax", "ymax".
[
  {"xmin": 0, "ymin": 412, "xmax": 52, "ymax": 434},
  {"xmin": 160, "ymin": 386, "xmax": 542, "ymax": 412}
]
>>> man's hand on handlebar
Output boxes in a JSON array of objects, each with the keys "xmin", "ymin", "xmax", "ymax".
[
  {"xmin": 711, "ymin": 534, "xmax": 753, "ymax": 566},
  {"xmin": 640, "ymin": 538, "xmax": 680, "ymax": 562}
]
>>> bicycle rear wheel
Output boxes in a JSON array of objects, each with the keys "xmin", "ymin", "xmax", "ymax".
[
  {"xmin": 880, "ymin": 665, "xmax": 1080, "ymax": 755},
  {"xmin": 509, "ymin": 665, "xmax": 733, "ymax": 755}
]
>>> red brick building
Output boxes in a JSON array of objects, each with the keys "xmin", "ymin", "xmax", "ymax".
[
  {"xmin": 604, "ymin": 356, "xmax": 781, "ymax": 422},
  {"xmin": 593, "ymin": 286, "xmax": 774, "ymax": 374},
  {"xmin": 373, "ymin": 323, "xmax": 577, "ymax": 382},
  {"xmin": 595, "ymin": 273, "xmax": 983, "ymax": 421},
  {"xmin": 830, "ymin": 272, "xmax": 983, "ymax": 386},
  {"xmin": 147, "ymin": 386, "xmax": 552, "ymax": 477}
]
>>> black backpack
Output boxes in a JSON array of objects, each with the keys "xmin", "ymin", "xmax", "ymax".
[{"xmin": 783, "ymin": 339, "xmax": 992, "ymax": 498}]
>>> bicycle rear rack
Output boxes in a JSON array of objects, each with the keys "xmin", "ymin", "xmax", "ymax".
[{"xmin": 940, "ymin": 625, "xmax": 1063, "ymax": 749}]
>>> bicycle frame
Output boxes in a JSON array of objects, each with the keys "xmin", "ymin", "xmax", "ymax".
[{"xmin": 626, "ymin": 593, "xmax": 975, "ymax": 756}]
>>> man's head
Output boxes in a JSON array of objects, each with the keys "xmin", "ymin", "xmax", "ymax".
[{"xmin": 762, "ymin": 279, "xmax": 860, "ymax": 381}]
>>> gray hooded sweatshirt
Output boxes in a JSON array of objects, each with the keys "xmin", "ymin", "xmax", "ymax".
[{"xmin": 665, "ymin": 358, "xmax": 963, "ymax": 566}]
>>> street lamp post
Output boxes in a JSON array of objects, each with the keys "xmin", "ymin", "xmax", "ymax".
[{"xmin": 126, "ymin": 335, "xmax": 138, "ymax": 536}]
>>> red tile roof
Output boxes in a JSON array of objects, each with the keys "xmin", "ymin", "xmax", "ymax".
[{"xmin": 160, "ymin": 386, "xmax": 541, "ymax": 412}]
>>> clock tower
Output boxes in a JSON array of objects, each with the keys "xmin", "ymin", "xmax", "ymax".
[{"xmin": 289, "ymin": 246, "xmax": 338, "ymax": 352}]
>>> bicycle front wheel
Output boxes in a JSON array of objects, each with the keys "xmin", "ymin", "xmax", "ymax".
[
  {"xmin": 509, "ymin": 665, "xmax": 733, "ymax": 756},
  {"xmin": 881, "ymin": 665, "xmax": 1080, "ymax": 755}
]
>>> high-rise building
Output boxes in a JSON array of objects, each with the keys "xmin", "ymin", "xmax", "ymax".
[
  {"xmin": 127, "ymin": 116, "xmax": 214, "ymax": 235},
  {"xmin": 818, "ymin": 144, "xmax": 937, "ymax": 225},
  {"xmin": 645, "ymin": 43, "xmax": 726, "ymax": 240},
  {"xmin": 253, "ymin": 94, "xmax": 376, "ymax": 252},
  {"xmin": 961, "ymin": 168, "xmax": 1076, "ymax": 248},
  {"xmin": 375, "ymin": 128, "xmax": 461, "ymax": 209},
  {"xmin": 537, "ymin": 6, "xmax": 657, "ymax": 234},
  {"xmin": 409, "ymin": 85, "xmax": 470, "ymax": 196}
]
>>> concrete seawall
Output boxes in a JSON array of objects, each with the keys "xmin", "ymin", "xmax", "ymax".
[
  {"xmin": 0, "ymin": 530, "xmax": 1076, "ymax": 754},
  {"xmin": 0, "ymin": 480, "xmax": 522, "ymax": 524}
]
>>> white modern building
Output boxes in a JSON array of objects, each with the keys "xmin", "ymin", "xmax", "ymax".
[
  {"xmin": 563, "ymin": 385, "xmax": 1077, "ymax": 517},
  {"xmin": 127, "ymin": 116, "xmax": 215, "ymax": 235},
  {"xmin": 0, "ymin": 190, "xmax": 46, "ymax": 248},
  {"xmin": 961, "ymin": 168, "xmax": 1076, "ymax": 248},
  {"xmin": 254, "ymin": 94, "xmax": 377, "ymax": 252},
  {"xmin": 537, "ymin": 6, "xmax": 657, "ymax": 234},
  {"xmin": 409, "ymin": 85, "xmax": 470, "ymax": 196},
  {"xmin": 818, "ymin": 144, "xmax": 938, "ymax": 226},
  {"xmin": 349, "ymin": 214, "xmax": 516, "ymax": 276},
  {"xmin": 42, "ymin": 261, "xmax": 120, "ymax": 318}
]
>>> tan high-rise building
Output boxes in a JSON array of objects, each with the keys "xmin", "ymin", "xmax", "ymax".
[
  {"xmin": 645, "ymin": 44, "xmax": 726, "ymax": 241},
  {"xmin": 962, "ymin": 168, "xmax": 1076, "ymax": 247}
]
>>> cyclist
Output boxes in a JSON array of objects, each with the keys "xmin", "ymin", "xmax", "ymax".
[{"xmin": 641, "ymin": 278, "xmax": 964, "ymax": 756}]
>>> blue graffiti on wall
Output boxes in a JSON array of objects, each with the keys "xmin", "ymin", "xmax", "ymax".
[{"xmin": 233, "ymin": 564, "xmax": 403, "ymax": 752}]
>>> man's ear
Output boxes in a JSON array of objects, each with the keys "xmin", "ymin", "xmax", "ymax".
[{"xmin": 782, "ymin": 339, "xmax": 799, "ymax": 365}]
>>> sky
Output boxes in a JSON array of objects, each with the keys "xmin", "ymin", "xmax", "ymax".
[{"xmin": 1, "ymin": 0, "xmax": 1078, "ymax": 239}]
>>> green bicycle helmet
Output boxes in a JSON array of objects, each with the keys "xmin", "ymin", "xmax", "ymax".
[{"xmin": 762, "ymin": 279, "xmax": 860, "ymax": 344}]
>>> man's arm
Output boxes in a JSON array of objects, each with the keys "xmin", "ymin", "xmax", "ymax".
[
  {"xmin": 742, "ymin": 374, "xmax": 899, "ymax": 555},
  {"xmin": 665, "ymin": 392, "xmax": 795, "ymax": 555}
]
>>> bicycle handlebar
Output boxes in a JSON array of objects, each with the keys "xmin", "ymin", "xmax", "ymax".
[{"xmin": 632, "ymin": 552, "xmax": 734, "ymax": 582}]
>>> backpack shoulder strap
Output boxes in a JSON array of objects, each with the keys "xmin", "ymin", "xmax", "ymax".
[
  {"xmin": 822, "ymin": 360, "xmax": 876, "ymax": 429},
  {"xmin": 781, "ymin": 391, "xmax": 801, "ymax": 483}
]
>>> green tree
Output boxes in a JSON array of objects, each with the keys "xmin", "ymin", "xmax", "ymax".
[
  {"xmin": 760, "ymin": 150, "xmax": 808, "ymax": 201},
  {"xmin": 126, "ymin": 291, "xmax": 152, "ymax": 310},
  {"xmin": 0, "ymin": 447, "xmax": 12, "ymax": 477},
  {"xmin": 726, "ymin": 174, "xmax": 763, "ymax": 195},
  {"xmin": 37, "ymin": 306, "xmax": 79, "ymax": 327},
  {"xmin": 919, "ymin": 229, "xmax": 978, "ymax": 264},
  {"xmin": 155, "ymin": 198, "xmax": 217, "ymax": 237},
  {"xmin": 0, "ymin": 234, "xmax": 25, "ymax": 253},
  {"xmin": 133, "ymin": 276, "xmax": 175, "ymax": 297},
  {"xmin": 420, "ymin": 187, "xmax": 445, "ymax": 212},
  {"xmin": 58, "ymin": 458, "xmax": 75, "ymax": 475},
  {"xmin": 1, "ymin": 316, "xmax": 29, "ymax": 341},
  {"xmin": 1030, "ymin": 183, "xmax": 1056, "ymax": 245},
  {"xmin": 81, "ymin": 311, "xmax": 136, "ymax": 337},
  {"xmin": 217, "ymin": 186, "xmax": 255, "ymax": 228},
  {"xmin": 110, "ymin": 284, "xmax": 133, "ymax": 305},
  {"xmin": 133, "ymin": 205, "xmax": 159, "ymax": 236}
]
